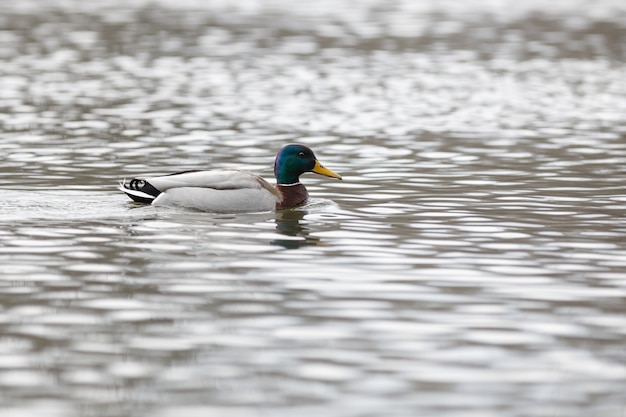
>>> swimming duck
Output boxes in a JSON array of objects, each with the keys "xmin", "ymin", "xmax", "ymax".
[{"xmin": 118, "ymin": 144, "xmax": 342, "ymax": 213}]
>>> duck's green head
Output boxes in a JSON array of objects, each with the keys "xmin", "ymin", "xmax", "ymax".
[{"xmin": 274, "ymin": 144, "xmax": 342, "ymax": 185}]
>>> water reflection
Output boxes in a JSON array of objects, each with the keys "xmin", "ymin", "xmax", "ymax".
[{"xmin": 272, "ymin": 209, "xmax": 320, "ymax": 249}]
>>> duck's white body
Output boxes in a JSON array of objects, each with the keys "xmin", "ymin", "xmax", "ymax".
[{"xmin": 119, "ymin": 169, "xmax": 282, "ymax": 213}]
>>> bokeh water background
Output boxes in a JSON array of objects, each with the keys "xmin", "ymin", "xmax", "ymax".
[{"xmin": 0, "ymin": 1, "xmax": 625, "ymax": 416}]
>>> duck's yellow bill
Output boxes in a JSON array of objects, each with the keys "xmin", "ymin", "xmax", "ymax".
[{"xmin": 313, "ymin": 160, "xmax": 342, "ymax": 180}]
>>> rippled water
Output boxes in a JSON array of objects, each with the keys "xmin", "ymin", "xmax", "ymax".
[{"xmin": 0, "ymin": 1, "xmax": 625, "ymax": 416}]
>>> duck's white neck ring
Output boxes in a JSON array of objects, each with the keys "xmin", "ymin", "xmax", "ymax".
[{"xmin": 278, "ymin": 182, "xmax": 302, "ymax": 187}]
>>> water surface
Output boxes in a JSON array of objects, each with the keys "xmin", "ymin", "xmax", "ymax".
[{"xmin": 0, "ymin": 1, "xmax": 625, "ymax": 416}]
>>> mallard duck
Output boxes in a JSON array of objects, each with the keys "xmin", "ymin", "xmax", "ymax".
[{"xmin": 118, "ymin": 144, "xmax": 342, "ymax": 213}]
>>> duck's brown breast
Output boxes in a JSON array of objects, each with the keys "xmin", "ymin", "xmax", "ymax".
[{"xmin": 276, "ymin": 183, "xmax": 309, "ymax": 209}]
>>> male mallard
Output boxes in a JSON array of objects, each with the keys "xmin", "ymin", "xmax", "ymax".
[{"xmin": 118, "ymin": 144, "xmax": 342, "ymax": 213}]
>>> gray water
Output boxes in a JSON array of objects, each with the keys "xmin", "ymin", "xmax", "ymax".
[{"xmin": 0, "ymin": 1, "xmax": 625, "ymax": 416}]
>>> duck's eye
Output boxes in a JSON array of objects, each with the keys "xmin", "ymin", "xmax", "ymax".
[{"xmin": 297, "ymin": 151, "xmax": 306, "ymax": 157}]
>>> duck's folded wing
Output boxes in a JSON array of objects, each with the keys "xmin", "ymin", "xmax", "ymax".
[{"xmin": 145, "ymin": 169, "xmax": 271, "ymax": 192}]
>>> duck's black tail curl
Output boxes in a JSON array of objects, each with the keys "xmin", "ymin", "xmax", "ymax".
[{"xmin": 118, "ymin": 178, "xmax": 161, "ymax": 204}]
